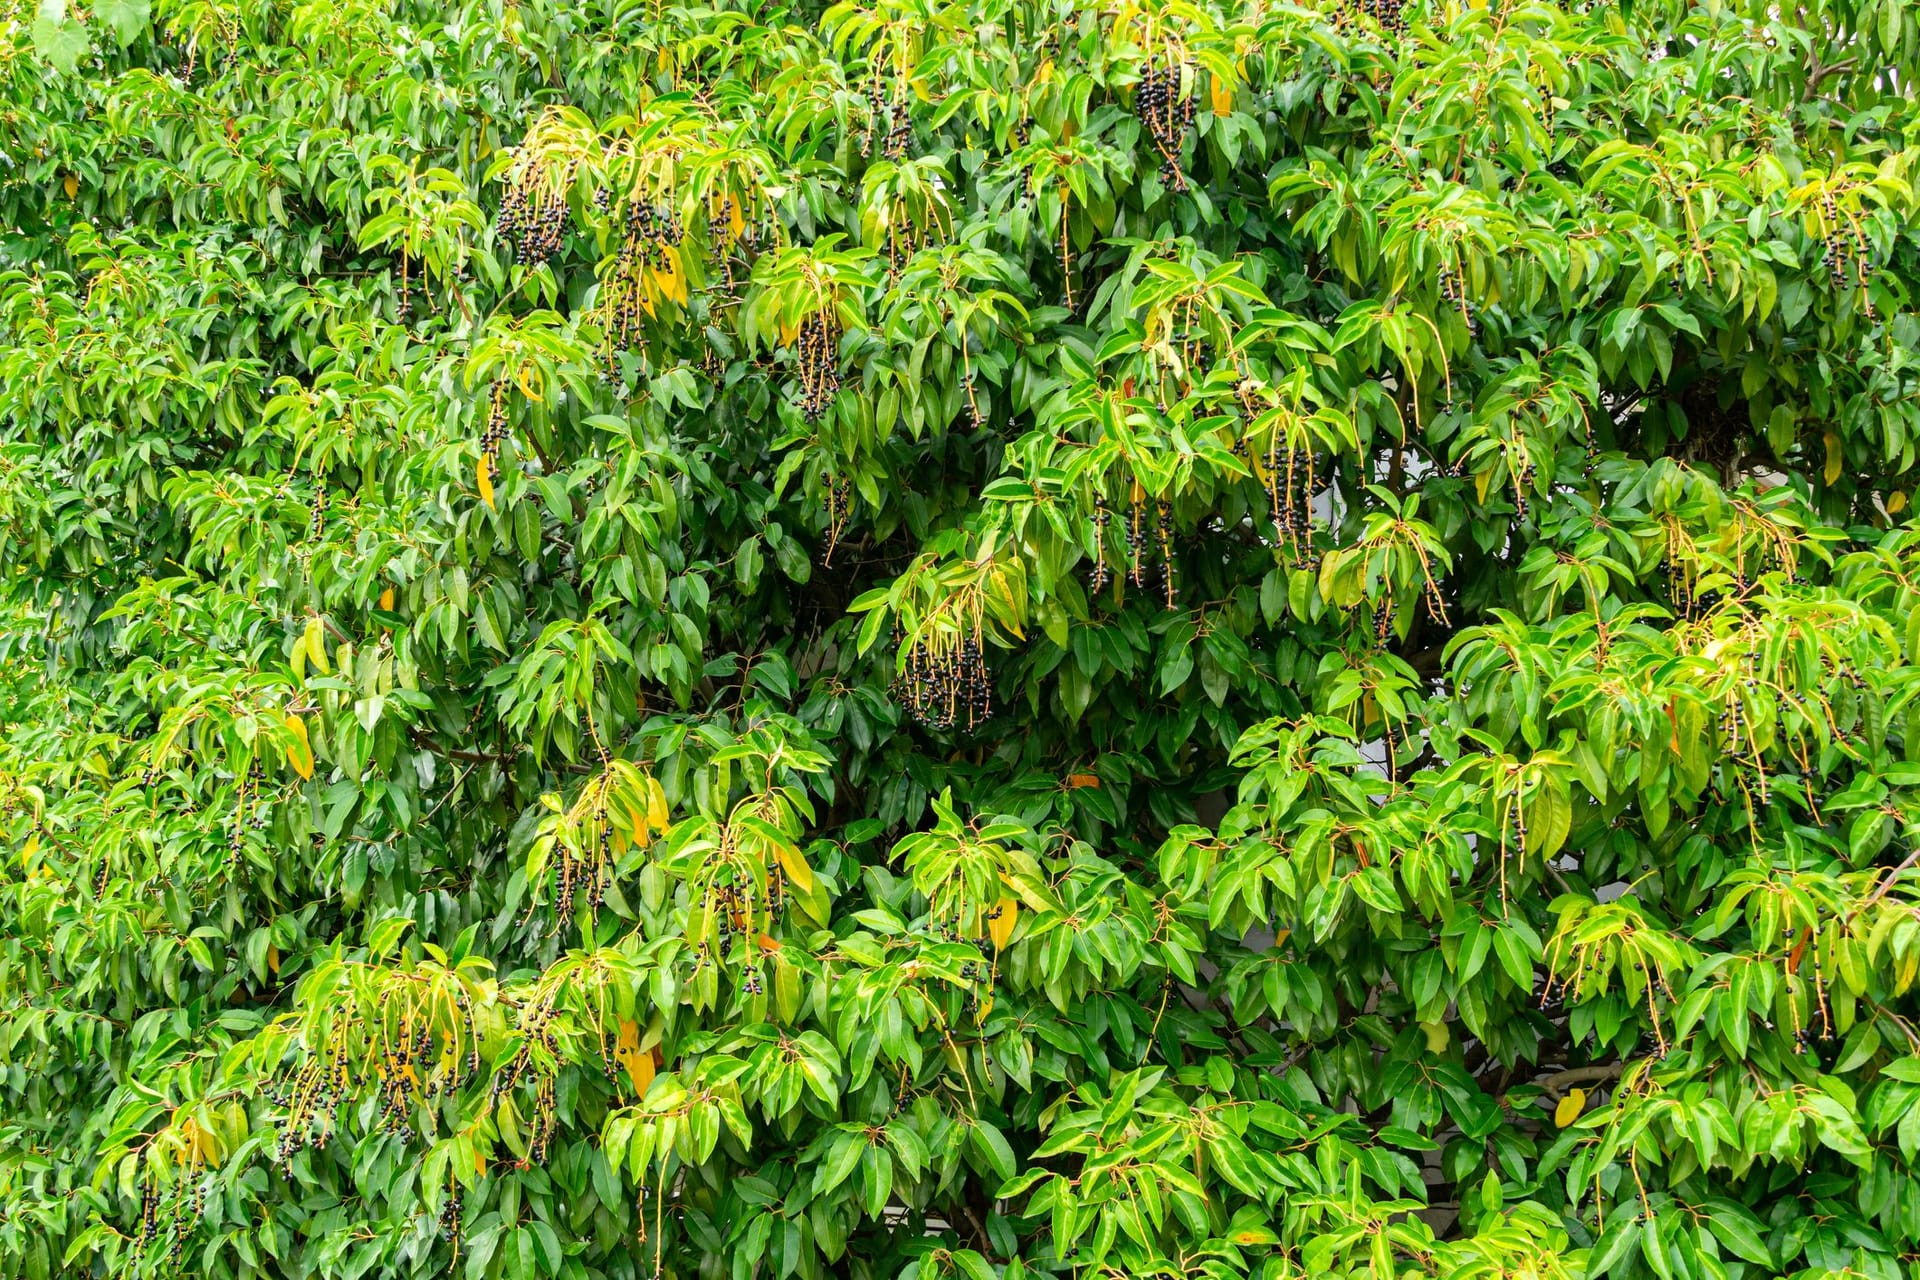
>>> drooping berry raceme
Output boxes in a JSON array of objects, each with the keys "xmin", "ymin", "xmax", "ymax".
[{"xmin": 1135, "ymin": 57, "xmax": 1196, "ymax": 193}]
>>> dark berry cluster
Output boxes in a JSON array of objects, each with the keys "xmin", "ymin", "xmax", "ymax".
[
  {"xmin": 550, "ymin": 805, "xmax": 612, "ymax": 927},
  {"xmin": 437, "ymin": 1182, "xmax": 464, "ymax": 1240},
  {"xmin": 228, "ymin": 757, "xmax": 266, "ymax": 872},
  {"xmin": 603, "ymin": 195, "xmax": 686, "ymax": 347},
  {"xmin": 898, "ymin": 635, "xmax": 992, "ymax": 731},
  {"xmin": 963, "ymin": 366, "xmax": 986, "ymax": 429},
  {"xmin": 1239, "ymin": 428, "xmax": 1319, "ymax": 569},
  {"xmin": 705, "ymin": 192, "xmax": 756, "ymax": 302},
  {"xmin": 797, "ymin": 311, "xmax": 843, "ymax": 422},
  {"xmin": 1125, "ymin": 492, "xmax": 1149, "ymax": 588},
  {"xmin": 622, "ymin": 197, "xmax": 684, "ymax": 270},
  {"xmin": 1504, "ymin": 790, "xmax": 1528, "ymax": 855},
  {"xmin": 711, "ymin": 881, "xmax": 756, "ymax": 952},
  {"xmin": 1135, "ymin": 60, "xmax": 1195, "ymax": 192},
  {"xmin": 1512, "ymin": 453, "xmax": 1537, "ymax": 520},
  {"xmin": 272, "ymin": 1031, "xmax": 352, "ymax": 1161},
  {"xmin": 859, "ymin": 66, "xmax": 886, "ymax": 158},
  {"xmin": 1155, "ymin": 499, "xmax": 1177, "ymax": 606},
  {"xmin": 479, "ymin": 383, "xmax": 509, "ymax": 492},
  {"xmin": 1089, "ymin": 495, "xmax": 1112, "ymax": 592},
  {"xmin": 1720, "ymin": 678, "xmax": 1752, "ymax": 755},
  {"xmin": 1664, "ymin": 557, "xmax": 1696, "ymax": 611},
  {"xmin": 493, "ymin": 1017, "xmax": 560, "ymax": 1165},
  {"xmin": 1818, "ymin": 189, "xmax": 1873, "ymax": 310},
  {"xmin": 497, "ymin": 162, "xmax": 575, "ymax": 263},
  {"xmin": 824, "ymin": 474, "xmax": 853, "ymax": 564},
  {"xmin": 1333, "ymin": 0, "xmax": 1408, "ymax": 36},
  {"xmin": 1437, "ymin": 260, "xmax": 1478, "ymax": 337},
  {"xmin": 859, "ymin": 63, "xmax": 912, "ymax": 160}
]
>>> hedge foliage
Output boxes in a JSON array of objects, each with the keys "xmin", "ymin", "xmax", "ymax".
[{"xmin": 4, "ymin": 0, "xmax": 1920, "ymax": 1277}]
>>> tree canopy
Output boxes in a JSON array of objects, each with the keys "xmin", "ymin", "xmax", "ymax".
[{"xmin": 3, "ymin": 0, "xmax": 1920, "ymax": 1277}]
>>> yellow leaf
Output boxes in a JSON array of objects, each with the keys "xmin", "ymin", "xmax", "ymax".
[
  {"xmin": 284, "ymin": 713, "xmax": 314, "ymax": 780},
  {"xmin": 651, "ymin": 252, "xmax": 688, "ymax": 306},
  {"xmin": 1420, "ymin": 1020, "xmax": 1449, "ymax": 1052},
  {"xmin": 727, "ymin": 196, "xmax": 744, "ymax": 240},
  {"xmin": 616, "ymin": 1021, "xmax": 656, "ymax": 1093},
  {"xmin": 620, "ymin": 790, "xmax": 648, "ymax": 849},
  {"xmin": 183, "ymin": 1117, "xmax": 221, "ymax": 1168},
  {"xmin": 1208, "ymin": 74, "xmax": 1234, "ymax": 117},
  {"xmin": 778, "ymin": 317, "xmax": 800, "ymax": 348},
  {"xmin": 646, "ymin": 777, "xmax": 670, "ymax": 831},
  {"xmin": 772, "ymin": 840, "xmax": 816, "ymax": 895},
  {"xmin": 379, "ymin": 587, "xmax": 395, "ymax": 611},
  {"xmin": 1475, "ymin": 466, "xmax": 1493, "ymax": 504},
  {"xmin": 989, "ymin": 897, "xmax": 1019, "ymax": 949},
  {"xmin": 1824, "ymin": 431, "xmax": 1842, "ymax": 486},
  {"xmin": 266, "ymin": 944, "xmax": 281, "ymax": 975},
  {"xmin": 63, "ymin": 173, "xmax": 78, "ymax": 199},
  {"xmin": 304, "ymin": 617, "xmax": 331, "ymax": 675},
  {"xmin": 1890, "ymin": 491, "xmax": 1907, "ymax": 514},
  {"xmin": 478, "ymin": 455, "xmax": 496, "ymax": 510},
  {"xmin": 1036, "ymin": 58, "xmax": 1054, "ymax": 84},
  {"xmin": 1554, "ymin": 1088, "xmax": 1587, "ymax": 1128}
]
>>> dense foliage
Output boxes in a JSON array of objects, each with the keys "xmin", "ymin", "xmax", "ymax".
[{"xmin": 4, "ymin": 0, "xmax": 1920, "ymax": 1276}]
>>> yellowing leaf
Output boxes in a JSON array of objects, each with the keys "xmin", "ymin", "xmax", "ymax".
[
  {"xmin": 304, "ymin": 617, "xmax": 331, "ymax": 675},
  {"xmin": 1890, "ymin": 491, "xmax": 1907, "ymax": 514},
  {"xmin": 778, "ymin": 317, "xmax": 800, "ymax": 348},
  {"xmin": 727, "ymin": 196, "xmax": 744, "ymax": 240},
  {"xmin": 650, "ymin": 252, "xmax": 688, "ymax": 306},
  {"xmin": 646, "ymin": 777, "xmax": 669, "ymax": 831},
  {"xmin": 266, "ymin": 944, "xmax": 280, "ymax": 975},
  {"xmin": 1066, "ymin": 772, "xmax": 1100, "ymax": 789},
  {"xmin": 1420, "ymin": 1020, "xmax": 1449, "ymax": 1052},
  {"xmin": 284, "ymin": 713, "xmax": 314, "ymax": 780},
  {"xmin": 1208, "ymin": 74, "xmax": 1234, "ymax": 117},
  {"xmin": 478, "ymin": 456, "xmax": 496, "ymax": 509},
  {"xmin": 379, "ymin": 587, "xmax": 395, "ymax": 611},
  {"xmin": 989, "ymin": 897, "xmax": 1019, "ymax": 949},
  {"xmin": 772, "ymin": 840, "xmax": 816, "ymax": 894},
  {"xmin": 63, "ymin": 173, "xmax": 78, "ymax": 199},
  {"xmin": 1475, "ymin": 466, "xmax": 1493, "ymax": 504},
  {"xmin": 1036, "ymin": 57, "xmax": 1054, "ymax": 84},
  {"xmin": 182, "ymin": 1116, "xmax": 221, "ymax": 1168},
  {"xmin": 1554, "ymin": 1088, "xmax": 1587, "ymax": 1128},
  {"xmin": 616, "ymin": 1021, "xmax": 656, "ymax": 1093},
  {"xmin": 1824, "ymin": 431, "xmax": 1842, "ymax": 486}
]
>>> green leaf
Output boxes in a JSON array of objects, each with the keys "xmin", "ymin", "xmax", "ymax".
[
  {"xmin": 32, "ymin": 6, "xmax": 89, "ymax": 72},
  {"xmin": 94, "ymin": 0, "xmax": 148, "ymax": 43}
]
